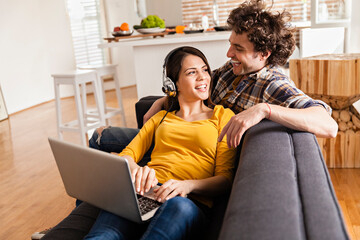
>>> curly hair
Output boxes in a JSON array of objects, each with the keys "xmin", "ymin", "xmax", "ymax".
[{"xmin": 227, "ymin": 0, "xmax": 296, "ymax": 66}]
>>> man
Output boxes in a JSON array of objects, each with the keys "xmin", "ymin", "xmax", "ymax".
[{"xmin": 143, "ymin": 0, "xmax": 337, "ymax": 148}]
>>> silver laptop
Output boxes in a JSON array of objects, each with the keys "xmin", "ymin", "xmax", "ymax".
[{"xmin": 48, "ymin": 137, "xmax": 161, "ymax": 223}]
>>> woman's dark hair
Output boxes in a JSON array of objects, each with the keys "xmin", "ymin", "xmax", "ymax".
[
  {"xmin": 163, "ymin": 46, "xmax": 214, "ymax": 111},
  {"xmin": 227, "ymin": 0, "xmax": 296, "ymax": 66}
]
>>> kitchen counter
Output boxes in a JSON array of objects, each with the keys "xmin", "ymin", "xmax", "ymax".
[
  {"xmin": 99, "ymin": 31, "xmax": 231, "ymax": 98},
  {"xmin": 98, "ymin": 31, "xmax": 231, "ymax": 48}
]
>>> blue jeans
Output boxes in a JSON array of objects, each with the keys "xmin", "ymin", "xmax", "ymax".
[
  {"xmin": 84, "ymin": 197, "xmax": 207, "ymax": 240},
  {"xmin": 89, "ymin": 126, "xmax": 139, "ymax": 153},
  {"xmin": 89, "ymin": 126, "xmax": 153, "ymax": 166}
]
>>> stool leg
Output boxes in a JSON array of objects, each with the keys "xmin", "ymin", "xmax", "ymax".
[
  {"xmin": 99, "ymin": 76, "xmax": 109, "ymax": 125},
  {"xmin": 54, "ymin": 81, "xmax": 63, "ymax": 140},
  {"xmin": 81, "ymin": 83, "xmax": 87, "ymax": 121},
  {"xmin": 91, "ymin": 74, "xmax": 106, "ymax": 126},
  {"xmin": 113, "ymin": 72, "xmax": 127, "ymax": 127},
  {"xmin": 74, "ymin": 83, "xmax": 87, "ymax": 146}
]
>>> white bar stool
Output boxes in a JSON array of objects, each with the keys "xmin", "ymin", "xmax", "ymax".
[
  {"xmin": 52, "ymin": 70, "xmax": 106, "ymax": 146},
  {"xmin": 78, "ymin": 64, "xmax": 127, "ymax": 126}
]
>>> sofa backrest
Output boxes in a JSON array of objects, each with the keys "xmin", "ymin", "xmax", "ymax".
[{"xmin": 219, "ymin": 120, "xmax": 349, "ymax": 240}]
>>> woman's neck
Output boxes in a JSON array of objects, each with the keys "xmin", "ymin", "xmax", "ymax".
[{"xmin": 176, "ymin": 100, "xmax": 213, "ymax": 121}]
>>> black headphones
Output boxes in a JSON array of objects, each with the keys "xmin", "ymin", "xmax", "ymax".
[{"xmin": 162, "ymin": 47, "xmax": 186, "ymax": 97}]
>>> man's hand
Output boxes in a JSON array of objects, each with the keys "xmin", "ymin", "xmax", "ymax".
[
  {"xmin": 218, "ymin": 103, "xmax": 269, "ymax": 148},
  {"xmin": 131, "ymin": 166, "xmax": 158, "ymax": 195},
  {"xmin": 153, "ymin": 179, "xmax": 191, "ymax": 202},
  {"xmin": 143, "ymin": 97, "xmax": 166, "ymax": 124}
]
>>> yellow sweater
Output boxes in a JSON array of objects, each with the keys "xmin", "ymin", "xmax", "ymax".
[{"xmin": 119, "ymin": 105, "xmax": 236, "ymax": 206}]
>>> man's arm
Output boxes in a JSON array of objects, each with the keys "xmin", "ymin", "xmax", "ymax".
[
  {"xmin": 219, "ymin": 103, "xmax": 338, "ymax": 148},
  {"xmin": 266, "ymin": 104, "xmax": 338, "ymax": 137},
  {"xmin": 143, "ymin": 97, "xmax": 166, "ymax": 124}
]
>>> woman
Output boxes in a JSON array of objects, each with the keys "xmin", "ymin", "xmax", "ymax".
[{"xmin": 84, "ymin": 46, "xmax": 236, "ymax": 240}]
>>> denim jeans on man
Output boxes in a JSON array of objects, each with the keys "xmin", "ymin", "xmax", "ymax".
[{"xmin": 89, "ymin": 126, "xmax": 139, "ymax": 154}]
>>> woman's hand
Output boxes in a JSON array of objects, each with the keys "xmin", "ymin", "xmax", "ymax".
[
  {"xmin": 153, "ymin": 179, "xmax": 192, "ymax": 202},
  {"xmin": 131, "ymin": 166, "xmax": 158, "ymax": 195}
]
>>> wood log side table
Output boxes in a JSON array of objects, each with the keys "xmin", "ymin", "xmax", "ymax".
[{"xmin": 290, "ymin": 53, "xmax": 360, "ymax": 168}]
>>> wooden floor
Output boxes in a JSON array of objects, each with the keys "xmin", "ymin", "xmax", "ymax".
[
  {"xmin": 0, "ymin": 86, "xmax": 359, "ymax": 239},
  {"xmin": 0, "ymin": 87, "xmax": 138, "ymax": 239}
]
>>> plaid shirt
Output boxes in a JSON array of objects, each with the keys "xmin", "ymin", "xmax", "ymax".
[{"xmin": 210, "ymin": 61, "xmax": 331, "ymax": 114}]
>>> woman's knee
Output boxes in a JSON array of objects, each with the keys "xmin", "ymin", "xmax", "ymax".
[
  {"xmin": 143, "ymin": 197, "xmax": 206, "ymax": 240},
  {"xmin": 163, "ymin": 197, "xmax": 200, "ymax": 218},
  {"xmin": 85, "ymin": 210, "xmax": 137, "ymax": 240}
]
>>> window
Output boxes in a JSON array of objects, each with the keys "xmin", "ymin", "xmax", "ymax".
[
  {"xmin": 314, "ymin": 0, "xmax": 351, "ymax": 23},
  {"xmin": 65, "ymin": 0, "xmax": 105, "ymax": 67}
]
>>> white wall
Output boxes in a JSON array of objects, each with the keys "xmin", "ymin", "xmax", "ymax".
[
  {"xmin": 300, "ymin": 27, "xmax": 345, "ymax": 58},
  {"xmin": 0, "ymin": 0, "xmax": 76, "ymax": 114},
  {"xmin": 145, "ymin": 0, "xmax": 183, "ymax": 26},
  {"xmin": 0, "ymin": 0, "xmax": 141, "ymax": 114},
  {"xmin": 349, "ymin": 0, "xmax": 360, "ymax": 53}
]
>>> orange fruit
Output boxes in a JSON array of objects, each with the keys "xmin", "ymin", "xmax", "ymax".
[
  {"xmin": 175, "ymin": 25, "xmax": 185, "ymax": 34},
  {"xmin": 120, "ymin": 22, "xmax": 129, "ymax": 31}
]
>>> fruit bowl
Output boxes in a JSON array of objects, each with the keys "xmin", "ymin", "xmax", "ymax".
[
  {"xmin": 112, "ymin": 30, "xmax": 134, "ymax": 37},
  {"xmin": 135, "ymin": 28, "xmax": 166, "ymax": 34}
]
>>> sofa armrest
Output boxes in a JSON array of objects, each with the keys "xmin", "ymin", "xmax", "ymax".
[{"xmin": 219, "ymin": 120, "xmax": 349, "ymax": 240}]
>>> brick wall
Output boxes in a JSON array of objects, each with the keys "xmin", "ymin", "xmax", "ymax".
[
  {"xmin": 182, "ymin": 0, "xmax": 343, "ymax": 26},
  {"xmin": 181, "ymin": 0, "xmax": 312, "ymax": 27},
  {"xmin": 182, "ymin": 0, "xmax": 343, "ymax": 46}
]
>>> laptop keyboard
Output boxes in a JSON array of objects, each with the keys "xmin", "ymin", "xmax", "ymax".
[{"xmin": 137, "ymin": 195, "xmax": 162, "ymax": 215}]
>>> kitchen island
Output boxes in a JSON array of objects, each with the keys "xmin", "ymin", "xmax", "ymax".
[{"xmin": 99, "ymin": 31, "xmax": 231, "ymax": 99}]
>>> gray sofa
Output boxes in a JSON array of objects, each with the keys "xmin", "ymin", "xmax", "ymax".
[
  {"xmin": 219, "ymin": 119, "xmax": 349, "ymax": 240},
  {"xmin": 42, "ymin": 98, "xmax": 349, "ymax": 240}
]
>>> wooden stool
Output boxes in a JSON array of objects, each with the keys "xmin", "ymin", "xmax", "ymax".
[
  {"xmin": 78, "ymin": 64, "xmax": 127, "ymax": 126},
  {"xmin": 52, "ymin": 70, "xmax": 106, "ymax": 146},
  {"xmin": 290, "ymin": 53, "xmax": 360, "ymax": 168}
]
